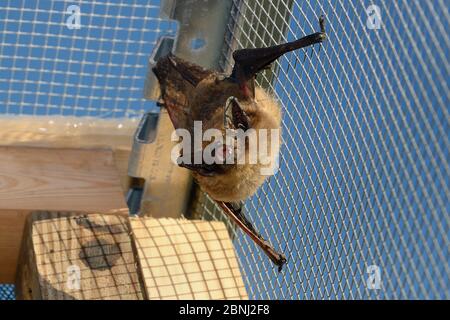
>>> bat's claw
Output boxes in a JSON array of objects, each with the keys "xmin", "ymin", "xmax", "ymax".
[
  {"xmin": 319, "ymin": 14, "xmax": 326, "ymax": 33},
  {"xmin": 317, "ymin": 15, "xmax": 327, "ymax": 42},
  {"xmin": 262, "ymin": 239, "xmax": 287, "ymax": 272},
  {"xmin": 317, "ymin": 33, "xmax": 326, "ymax": 42},
  {"xmin": 277, "ymin": 253, "xmax": 287, "ymax": 272}
]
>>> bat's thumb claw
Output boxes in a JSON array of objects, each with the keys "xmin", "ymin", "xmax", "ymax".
[
  {"xmin": 318, "ymin": 14, "xmax": 327, "ymax": 42},
  {"xmin": 318, "ymin": 33, "xmax": 327, "ymax": 42},
  {"xmin": 319, "ymin": 14, "xmax": 326, "ymax": 32}
]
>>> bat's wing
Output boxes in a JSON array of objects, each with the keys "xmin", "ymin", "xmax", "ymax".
[
  {"xmin": 153, "ymin": 54, "xmax": 214, "ymax": 129},
  {"xmin": 231, "ymin": 16, "xmax": 326, "ymax": 98}
]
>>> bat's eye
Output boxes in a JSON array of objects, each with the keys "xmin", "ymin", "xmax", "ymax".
[{"xmin": 214, "ymin": 144, "xmax": 233, "ymax": 164}]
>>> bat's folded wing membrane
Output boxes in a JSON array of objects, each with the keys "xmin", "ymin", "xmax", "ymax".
[{"xmin": 153, "ymin": 55, "xmax": 213, "ymax": 129}]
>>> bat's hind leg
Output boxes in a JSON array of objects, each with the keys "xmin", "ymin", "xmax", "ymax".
[{"xmin": 226, "ymin": 202, "xmax": 262, "ymax": 239}]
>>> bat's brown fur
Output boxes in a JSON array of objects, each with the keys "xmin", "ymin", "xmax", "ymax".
[
  {"xmin": 154, "ymin": 56, "xmax": 282, "ymax": 201},
  {"xmin": 153, "ymin": 23, "xmax": 326, "ymax": 202},
  {"xmin": 192, "ymin": 83, "xmax": 282, "ymax": 201},
  {"xmin": 152, "ymin": 17, "xmax": 326, "ymax": 269}
]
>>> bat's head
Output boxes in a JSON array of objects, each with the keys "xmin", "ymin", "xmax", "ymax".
[{"xmin": 189, "ymin": 83, "xmax": 282, "ymax": 202}]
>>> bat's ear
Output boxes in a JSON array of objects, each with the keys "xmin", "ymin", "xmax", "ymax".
[
  {"xmin": 231, "ymin": 16, "xmax": 326, "ymax": 98},
  {"xmin": 224, "ymin": 97, "xmax": 250, "ymax": 131}
]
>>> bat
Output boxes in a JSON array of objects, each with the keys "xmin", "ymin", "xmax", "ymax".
[{"xmin": 153, "ymin": 16, "xmax": 326, "ymax": 271}]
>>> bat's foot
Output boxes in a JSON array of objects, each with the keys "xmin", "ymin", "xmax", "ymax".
[
  {"xmin": 262, "ymin": 239, "xmax": 287, "ymax": 272},
  {"xmin": 309, "ymin": 15, "xmax": 326, "ymax": 48}
]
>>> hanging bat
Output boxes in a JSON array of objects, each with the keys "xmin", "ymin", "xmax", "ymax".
[{"xmin": 153, "ymin": 16, "xmax": 326, "ymax": 271}]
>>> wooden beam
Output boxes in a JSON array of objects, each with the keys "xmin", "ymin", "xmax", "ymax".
[
  {"xmin": 0, "ymin": 210, "xmax": 28, "ymax": 283},
  {"xmin": 113, "ymin": 148, "xmax": 132, "ymax": 196},
  {"xmin": 0, "ymin": 116, "xmax": 136, "ymax": 150},
  {"xmin": 0, "ymin": 146, "xmax": 128, "ymax": 283},
  {"xmin": 0, "ymin": 146, "xmax": 128, "ymax": 211},
  {"xmin": 130, "ymin": 217, "xmax": 248, "ymax": 299},
  {"xmin": 15, "ymin": 211, "xmax": 144, "ymax": 300}
]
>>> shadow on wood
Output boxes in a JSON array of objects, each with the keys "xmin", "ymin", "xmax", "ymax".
[
  {"xmin": 0, "ymin": 146, "xmax": 129, "ymax": 283},
  {"xmin": 15, "ymin": 211, "xmax": 145, "ymax": 300}
]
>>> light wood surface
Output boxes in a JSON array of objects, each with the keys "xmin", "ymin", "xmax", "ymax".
[
  {"xmin": 130, "ymin": 217, "xmax": 248, "ymax": 300},
  {"xmin": 0, "ymin": 116, "xmax": 137, "ymax": 150},
  {"xmin": 113, "ymin": 148, "xmax": 132, "ymax": 195},
  {"xmin": 0, "ymin": 146, "xmax": 127, "ymax": 211},
  {"xmin": 16, "ymin": 211, "xmax": 144, "ymax": 300},
  {"xmin": 0, "ymin": 210, "xmax": 29, "ymax": 283},
  {"xmin": 0, "ymin": 146, "xmax": 129, "ymax": 283},
  {"xmin": 13, "ymin": 213, "xmax": 248, "ymax": 300}
]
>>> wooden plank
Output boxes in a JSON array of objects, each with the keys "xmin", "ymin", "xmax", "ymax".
[
  {"xmin": 0, "ymin": 146, "xmax": 127, "ymax": 211},
  {"xmin": 0, "ymin": 147, "xmax": 129, "ymax": 284},
  {"xmin": 130, "ymin": 217, "xmax": 248, "ymax": 300},
  {"xmin": 0, "ymin": 116, "xmax": 136, "ymax": 150},
  {"xmin": 15, "ymin": 211, "xmax": 144, "ymax": 300},
  {"xmin": 113, "ymin": 148, "xmax": 132, "ymax": 196},
  {"xmin": 0, "ymin": 210, "xmax": 29, "ymax": 283}
]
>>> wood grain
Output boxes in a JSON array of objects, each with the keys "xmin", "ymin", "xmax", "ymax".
[
  {"xmin": 16, "ymin": 211, "xmax": 144, "ymax": 300},
  {"xmin": 0, "ymin": 146, "xmax": 128, "ymax": 284},
  {"xmin": 0, "ymin": 146, "xmax": 127, "ymax": 211},
  {"xmin": 0, "ymin": 210, "xmax": 28, "ymax": 283},
  {"xmin": 0, "ymin": 116, "xmax": 136, "ymax": 150},
  {"xmin": 130, "ymin": 217, "xmax": 248, "ymax": 300},
  {"xmin": 113, "ymin": 148, "xmax": 132, "ymax": 195}
]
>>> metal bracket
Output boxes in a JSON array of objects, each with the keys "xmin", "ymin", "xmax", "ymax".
[{"xmin": 127, "ymin": 0, "xmax": 233, "ymax": 217}]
